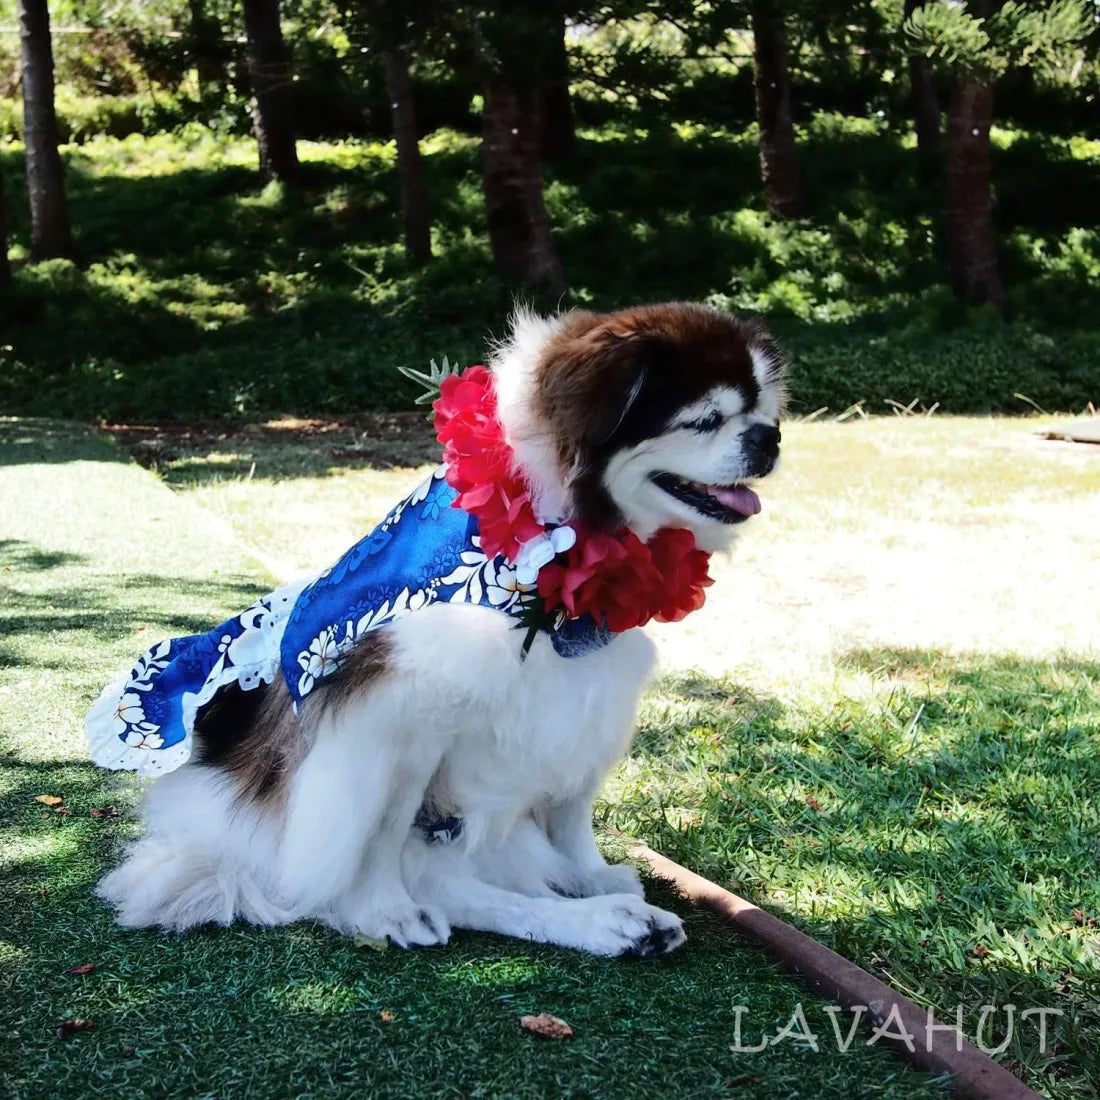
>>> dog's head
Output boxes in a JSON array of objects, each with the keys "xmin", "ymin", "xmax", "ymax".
[{"xmin": 497, "ymin": 302, "xmax": 786, "ymax": 553}]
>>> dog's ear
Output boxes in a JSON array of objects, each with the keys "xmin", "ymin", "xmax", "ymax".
[
  {"xmin": 535, "ymin": 321, "xmax": 655, "ymax": 455},
  {"xmin": 590, "ymin": 346, "xmax": 649, "ymax": 445}
]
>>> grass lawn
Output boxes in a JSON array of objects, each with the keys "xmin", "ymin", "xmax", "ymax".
[
  {"xmin": 97, "ymin": 408, "xmax": 1100, "ymax": 1096},
  {"xmin": 109, "ymin": 409, "xmax": 1100, "ymax": 1095},
  {"xmin": 0, "ymin": 418, "xmax": 954, "ymax": 1099}
]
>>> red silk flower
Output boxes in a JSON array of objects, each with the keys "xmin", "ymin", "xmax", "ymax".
[
  {"xmin": 434, "ymin": 364, "xmax": 714, "ymax": 632},
  {"xmin": 433, "ymin": 365, "xmax": 542, "ymax": 561},
  {"xmin": 538, "ymin": 525, "xmax": 713, "ymax": 633}
]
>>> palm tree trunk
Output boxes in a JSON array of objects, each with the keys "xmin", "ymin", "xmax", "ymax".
[
  {"xmin": 751, "ymin": 2, "xmax": 802, "ymax": 218},
  {"xmin": 18, "ymin": 0, "xmax": 72, "ymax": 260},
  {"xmin": 382, "ymin": 50, "xmax": 432, "ymax": 265},
  {"xmin": 482, "ymin": 84, "xmax": 566, "ymax": 296},
  {"xmin": 945, "ymin": 76, "xmax": 1002, "ymax": 305},
  {"xmin": 540, "ymin": 12, "xmax": 575, "ymax": 161},
  {"xmin": 242, "ymin": 0, "xmax": 299, "ymax": 183}
]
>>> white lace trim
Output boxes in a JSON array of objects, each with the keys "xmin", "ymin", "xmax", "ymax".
[{"xmin": 85, "ymin": 578, "xmax": 309, "ymax": 777}]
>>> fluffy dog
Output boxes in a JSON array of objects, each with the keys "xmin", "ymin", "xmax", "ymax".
[{"xmin": 97, "ymin": 302, "xmax": 785, "ymax": 958}]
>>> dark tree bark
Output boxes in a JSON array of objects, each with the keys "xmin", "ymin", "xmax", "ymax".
[
  {"xmin": 750, "ymin": 2, "xmax": 802, "ymax": 218},
  {"xmin": 188, "ymin": 0, "xmax": 227, "ymax": 98},
  {"xmin": 0, "ymin": 160, "xmax": 11, "ymax": 288},
  {"xmin": 904, "ymin": 0, "xmax": 941, "ymax": 172},
  {"xmin": 242, "ymin": 0, "xmax": 299, "ymax": 183},
  {"xmin": 18, "ymin": 0, "xmax": 72, "ymax": 260},
  {"xmin": 944, "ymin": 76, "xmax": 1003, "ymax": 305},
  {"xmin": 382, "ymin": 49, "xmax": 432, "ymax": 265},
  {"xmin": 540, "ymin": 11, "xmax": 575, "ymax": 161},
  {"xmin": 482, "ymin": 84, "xmax": 566, "ymax": 297}
]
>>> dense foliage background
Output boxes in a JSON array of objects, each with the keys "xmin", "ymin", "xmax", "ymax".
[{"xmin": 0, "ymin": 0, "xmax": 1097, "ymax": 421}]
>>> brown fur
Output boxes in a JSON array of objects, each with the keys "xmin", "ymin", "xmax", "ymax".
[
  {"xmin": 192, "ymin": 630, "xmax": 394, "ymax": 806},
  {"xmin": 309, "ymin": 629, "xmax": 394, "ymax": 719},
  {"xmin": 192, "ymin": 676, "xmax": 306, "ymax": 806}
]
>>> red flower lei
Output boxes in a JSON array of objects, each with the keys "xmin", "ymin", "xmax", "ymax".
[{"xmin": 434, "ymin": 365, "xmax": 713, "ymax": 633}]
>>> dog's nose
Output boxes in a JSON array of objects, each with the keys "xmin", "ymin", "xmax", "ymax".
[{"xmin": 741, "ymin": 423, "xmax": 780, "ymax": 477}]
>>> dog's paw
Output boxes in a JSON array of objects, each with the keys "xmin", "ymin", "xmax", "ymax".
[
  {"xmin": 554, "ymin": 862, "xmax": 646, "ymax": 900},
  {"xmin": 356, "ymin": 903, "xmax": 451, "ymax": 949},
  {"xmin": 571, "ymin": 894, "xmax": 686, "ymax": 958}
]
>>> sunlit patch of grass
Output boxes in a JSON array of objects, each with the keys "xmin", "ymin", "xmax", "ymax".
[{"xmin": 440, "ymin": 956, "xmax": 555, "ymax": 987}]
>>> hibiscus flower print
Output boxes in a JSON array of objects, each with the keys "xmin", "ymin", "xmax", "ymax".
[
  {"xmin": 111, "ymin": 692, "xmax": 148, "ymax": 737},
  {"xmin": 485, "ymin": 563, "xmax": 526, "ymax": 608},
  {"xmin": 124, "ymin": 729, "xmax": 164, "ymax": 749},
  {"xmin": 296, "ymin": 626, "xmax": 342, "ymax": 695}
]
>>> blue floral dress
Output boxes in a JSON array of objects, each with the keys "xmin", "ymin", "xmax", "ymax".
[{"xmin": 86, "ymin": 466, "xmax": 609, "ymax": 776}]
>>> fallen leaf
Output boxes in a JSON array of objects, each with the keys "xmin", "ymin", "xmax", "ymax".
[
  {"xmin": 54, "ymin": 806, "xmax": 71, "ymax": 816},
  {"xmin": 66, "ymin": 963, "xmax": 96, "ymax": 975},
  {"xmin": 379, "ymin": 1010, "xmax": 395, "ymax": 1022},
  {"xmin": 804, "ymin": 795, "xmax": 823, "ymax": 812},
  {"xmin": 122, "ymin": 1046, "xmax": 136, "ymax": 1057},
  {"xmin": 970, "ymin": 944, "xmax": 990, "ymax": 958},
  {"xmin": 34, "ymin": 795, "xmax": 63, "ymax": 806},
  {"xmin": 89, "ymin": 805, "xmax": 119, "ymax": 818},
  {"xmin": 56, "ymin": 1018, "xmax": 95, "ymax": 1038},
  {"xmin": 520, "ymin": 1013, "xmax": 574, "ymax": 1039},
  {"xmin": 352, "ymin": 933, "xmax": 389, "ymax": 952}
]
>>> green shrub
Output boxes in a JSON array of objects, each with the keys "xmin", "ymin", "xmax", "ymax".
[
  {"xmin": 1, "ymin": 119, "xmax": 1096, "ymax": 423},
  {"xmin": 0, "ymin": 93, "xmax": 203, "ymax": 144}
]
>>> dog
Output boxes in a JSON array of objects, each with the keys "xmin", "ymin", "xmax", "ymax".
[{"xmin": 96, "ymin": 301, "xmax": 785, "ymax": 958}]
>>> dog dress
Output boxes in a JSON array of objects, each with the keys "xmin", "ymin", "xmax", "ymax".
[{"xmin": 85, "ymin": 465, "xmax": 608, "ymax": 777}]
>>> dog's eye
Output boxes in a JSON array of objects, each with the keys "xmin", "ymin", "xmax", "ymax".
[{"xmin": 684, "ymin": 409, "xmax": 724, "ymax": 433}]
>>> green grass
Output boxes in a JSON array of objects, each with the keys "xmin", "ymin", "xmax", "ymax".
[
  {"xmin": 0, "ymin": 419, "xmax": 955, "ymax": 1099},
  {"xmin": 2, "ymin": 115, "xmax": 1099, "ymax": 421},
  {"xmin": 90, "ymin": 409, "xmax": 1100, "ymax": 1097}
]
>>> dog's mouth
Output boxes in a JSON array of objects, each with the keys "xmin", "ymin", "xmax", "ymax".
[{"xmin": 650, "ymin": 473, "xmax": 762, "ymax": 524}]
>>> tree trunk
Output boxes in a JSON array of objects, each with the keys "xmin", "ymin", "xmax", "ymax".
[
  {"xmin": 188, "ymin": 0, "xmax": 226, "ymax": 99},
  {"xmin": 944, "ymin": 76, "xmax": 1002, "ymax": 305},
  {"xmin": 382, "ymin": 50, "xmax": 432, "ymax": 265},
  {"xmin": 18, "ymin": 0, "xmax": 72, "ymax": 260},
  {"xmin": 0, "ymin": 160, "xmax": 11, "ymax": 288},
  {"xmin": 242, "ymin": 0, "xmax": 299, "ymax": 183},
  {"xmin": 904, "ymin": 0, "xmax": 941, "ymax": 172},
  {"xmin": 540, "ymin": 12, "xmax": 575, "ymax": 161},
  {"xmin": 482, "ymin": 84, "xmax": 566, "ymax": 296},
  {"xmin": 750, "ymin": 3, "xmax": 802, "ymax": 218}
]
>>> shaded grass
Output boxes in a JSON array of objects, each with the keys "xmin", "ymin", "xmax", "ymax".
[
  {"xmin": 105, "ymin": 410, "xmax": 1100, "ymax": 1097},
  {"xmin": 605, "ymin": 659, "xmax": 1100, "ymax": 1094},
  {"xmin": 0, "ymin": 420, "xmax": 950, "ymax": 1099},
  {"xmin": 1, "ymin": 117, "xmax": 1098, "ymax": 421}
]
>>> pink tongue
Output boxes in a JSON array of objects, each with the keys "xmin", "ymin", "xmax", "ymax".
[{"xmin": 708, "ymin": 485, "xmax": 761, "ymax": 516}]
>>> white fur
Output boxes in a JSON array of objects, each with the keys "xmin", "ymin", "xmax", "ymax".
[
  {"xmin": 99, "ymin": 305, "xmax": 783, "ymax": 958},
  {"xmin": 100, "ymin": 608, "xmax": 674, "ymax": 954},
  {"xmin": 490, "ymin": 305, "xmax": 573, "ymax": 523},
  {"xmin": 603, "ymin": 382, "xmax": 780, "ymax": 550}
]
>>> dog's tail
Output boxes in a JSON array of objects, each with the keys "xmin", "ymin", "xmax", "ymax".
[{"xmin": 97, "ymin": 837, "xmax": 294, "ymax": 931}]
